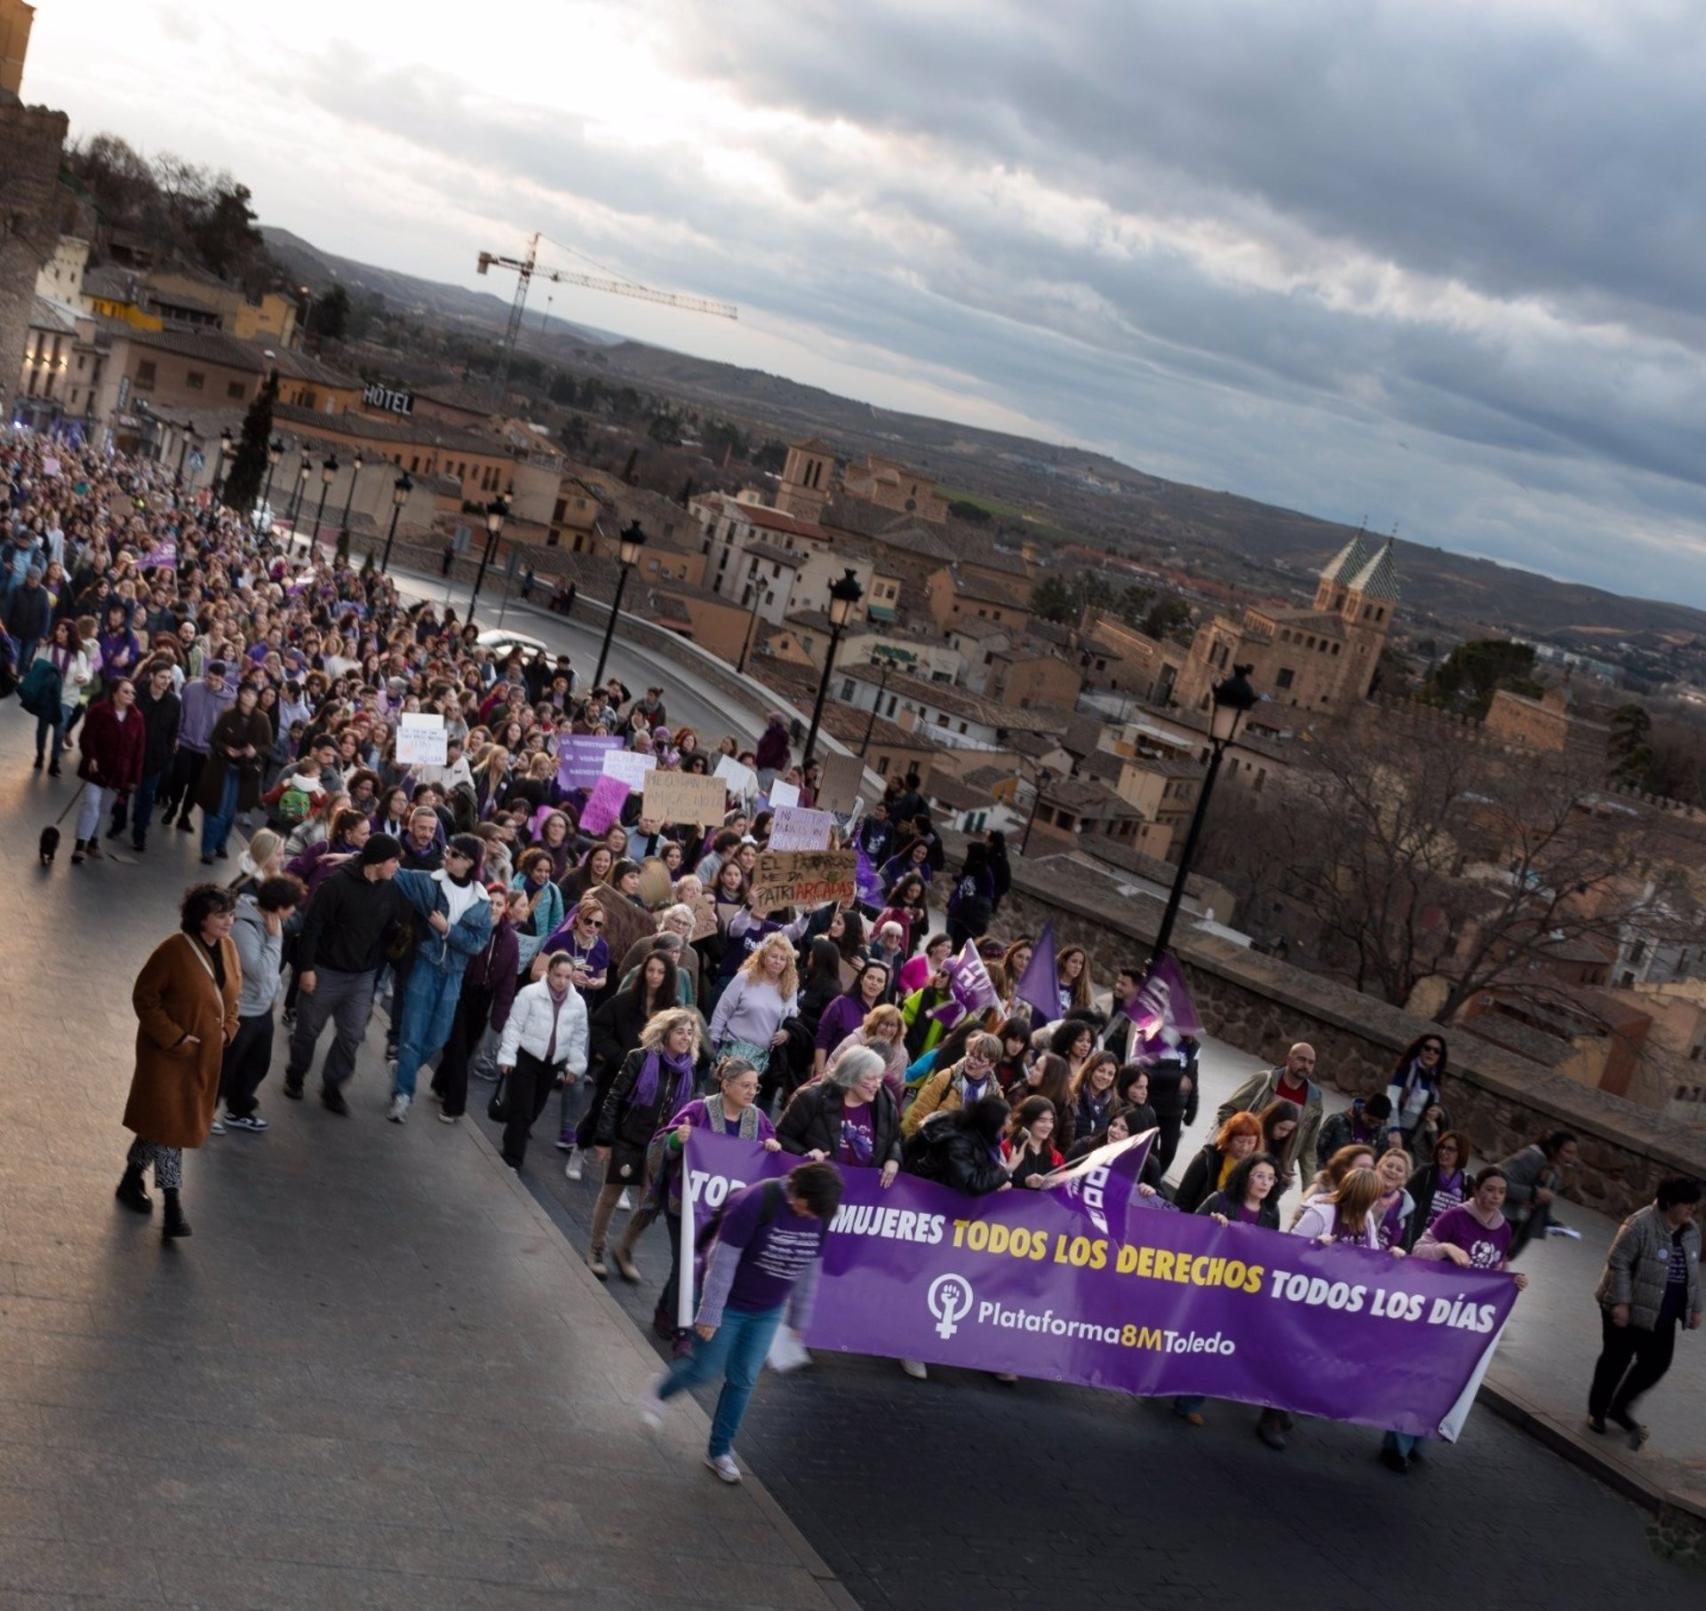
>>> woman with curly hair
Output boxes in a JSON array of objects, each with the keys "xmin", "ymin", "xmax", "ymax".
[{"xmin": 707, "ymin": 931, "xmax": 799, "ymax": 1078}]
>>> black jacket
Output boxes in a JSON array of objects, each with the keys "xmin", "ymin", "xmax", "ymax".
[
  {"xmin": 1174, "ymin": 1143, "xmax": 1233, "ymax": 1215},
  {"xmin": 937, "ymin": 1127, "xmax": 1009, "ymax": 1196},
  {"xmin": 3, "ymin": 583, "xmax": 50, "ymax": 642},
  {"xmin": 297, "ymin": 863, "xmax": 407, "ymax": 975},
  {"xmin": 777, "ymin": 1082, "xmax": 902, "ymax": 1168},
  {"xmin": 135, "ymin": 684, "xmax": 182, "ymax": 776},
  {"xmin": 1197, "ymin": 1189, "xmax": 1281, "ymax": 1231},
  {"xmin": 595, "ymin": 1045, "xmax": 697, "ymax": 1176},
  {"xmin": 588, "ymin": 986, "xmax": 659, "ymax": 1077}
]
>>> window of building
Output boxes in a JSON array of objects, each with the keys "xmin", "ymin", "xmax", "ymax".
[
  {"xmin": 1331, "ymin": 643, "xmax": 1341, "ymax": 655},
  {"xmin": 135, "ymin": 360, "xmax": 156, "ymax": 390},
  {"xmin": 958, "ymin": 721, "xmax": 968, "ymax": 733},
  {"xmin": 877, "ymin": 756, "xmax": 890, "ymax": 775},
  {"xmin": 186, "ymin": 370, "xmax": 205, "ymax": 391},
  {"xmin": 936, "ymin": 713, "xmax": 948, "ymax": 728},
  {"xmin": 547, "ymin": 528, "xmax": 560, "ymax": 547},
  {"xmin": 226, "ymin": 381, "xmax": 244, "ymax": 400},
  {"xmin": 1276, "ymin": 667, "xmax": 1295, "ymax": 689},
  {"xmin": 840, "ymin": 680, "xmax": 853, "ymax": 700}
]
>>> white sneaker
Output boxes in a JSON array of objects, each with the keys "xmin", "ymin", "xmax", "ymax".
[
  {"xmin": 641, "ymin": 1376, "xmax": 668, "ymax": 1430},
  {"xmin": 208, "ymin": 1118, "xmax": 226, "ymax": 1135},
  {"xmin": 437, "ymin": 1112, "xmax": 458, "ymax": 1125},
  {"xmin": 704, "ymin": 1453, "xmax": 741, "ymax": 1484},
  {"xmin": 387, "ymin": 1094, "xmax": 410, "ymax": 1124},
  {"xmin": 901, "ymin": 1358, "xmax": 928, "ymax": 1380},
  {"xmin": 618, "ymin": 1188, "xmax": 633, "ymax": 1211},
  {"xmin": 565, "ymin": 1152, "xmax": 583, "ymax": 1182}
]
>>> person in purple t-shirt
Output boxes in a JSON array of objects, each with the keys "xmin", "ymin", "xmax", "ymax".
[{"xmin": 643, "ymin": 1162, "xmax": 843, "ymax": 1485}]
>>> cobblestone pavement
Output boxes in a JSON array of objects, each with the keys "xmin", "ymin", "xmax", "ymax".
[
  {"xmin": 0, "ymin": 714, "xmax": 843, "ymax": 1611},
  {"xmin": 476, "ymin": 1072, "xmax": 1699, "ymax": 1611}
]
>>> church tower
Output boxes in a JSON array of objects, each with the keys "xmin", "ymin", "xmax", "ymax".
[
  {"xmin": 774, "ymin": 437, "xmax": 835, "ymax": 521},
  {"xmin": 1336, "ymin": 539, "xmax": 1398, "ymax": 701}
]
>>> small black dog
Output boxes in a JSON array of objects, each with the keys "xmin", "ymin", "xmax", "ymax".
[{"xmin": 39, "ymin": 826, "xmax": 59, "ymax": 866}]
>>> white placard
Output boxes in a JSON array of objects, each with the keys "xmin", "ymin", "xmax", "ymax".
[
  {"xmin": 602, "ymin": 749, "xmax": 657, "ymax": 788},
  {"xmin": 768, "ymin": 779, "xmax": 801, "ymax": 809},
  {"xmin": 714, "ymin": 754, "xmax": 757, "ymax": 799},
  {"xmin": 768, "ymin": 805, "xmax": 836, "ymax": 852},
  {"xmin": 396, "ymin": 713, "xmax": 447, "ymax": 766}
]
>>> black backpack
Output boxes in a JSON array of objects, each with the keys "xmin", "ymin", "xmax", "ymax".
[{"xmin": 901, "ymin": 1113, "xmax": 952, "ymax": 1182}]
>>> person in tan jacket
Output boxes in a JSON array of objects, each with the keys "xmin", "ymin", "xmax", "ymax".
[
  {"xmin": 117, "ymin": 884, "xmax": 242, "ymax": 1240},
  {"xmin": 901, "ymin": 1031, "xmax": 1005, "ymax": 1138}
]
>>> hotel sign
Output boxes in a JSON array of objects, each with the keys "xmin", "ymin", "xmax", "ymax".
[{"xmin": 362, "ymin": 381, "xmax": 414, "ymax": 416}]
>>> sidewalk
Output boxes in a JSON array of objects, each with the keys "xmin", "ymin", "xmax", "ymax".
[
  {"xmin": 0, "ymin": 716, "xmax": 846, "ymax": 1608},
  {"xmin": 1186, "ymin": 1031, "xmax": 1706, "ymax": 1519}
]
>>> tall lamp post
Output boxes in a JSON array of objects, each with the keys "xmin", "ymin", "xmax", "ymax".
[
  {"xmin": 259, "ymin": 436, "xmax": 284, "ymax": 524},
  {"xmin": 285, "ymin": 456, "xmax": 310, "ymax": 544},
  {"xmin": 380, "ymin": 471, "xmax": 413, "ymax": 573},
  {"xmin": 804, "ymin": 568, "xmax": 864, "ymax": 769},
  {"xmin": 1149, "ymin": 663, "xmax": 1258, "ymax": 964},
  {"xmin": 210, "ymin": 428, "xmax": 235, "ymax": 510},
  {"xmin": 339, "ymin": 450, "xmax": 364, "ymax": 538},
  {"xmin": 310, "ymin": 455, "xmax": 337, "ymax": 552},
  {"xmin": 593, "ymin": 520, "xmax": 647, "ymax": 688},
  {"xmin": 1020, "ymin": 767, "xmax": 1053, "ymax": 856},
  {"xmin": 469, "ymin": 492, "xmax": 510, "ymax": 616},
  {"xmin": 860, "ymin": 650, "xmax": 899, "ymax": 757},
  {"xmin": 174, "ymin": 423, "xmax": 198, "ymax": 485}
]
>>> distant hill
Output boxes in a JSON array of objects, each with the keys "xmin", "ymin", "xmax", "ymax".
[{"xmin": 263, "ymin": 227, "xmax": 1706, "ymax": 648}]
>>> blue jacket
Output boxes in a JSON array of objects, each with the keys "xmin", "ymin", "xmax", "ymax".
[{"xmin": 395, "ymin": 869, "xmax": 492, "ymax": 980}]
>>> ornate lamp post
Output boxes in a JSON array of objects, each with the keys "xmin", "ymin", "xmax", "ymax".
[
  {"xmin": 593, "ymin": 520, "xmax": 647, "ymax": 687},
  {"xmin": 804, "ymin": 568, "xmax": 864, "ymax": 768},
  {"xmin": 381, "ymin": 471, "xmax": 413, "ymax": 573},
  {"xmin": 469, "ymin": 492, "xmax": 511, "ymax": 614}
]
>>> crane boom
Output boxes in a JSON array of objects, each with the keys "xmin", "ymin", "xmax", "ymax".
[{"xmin": 477, "ymin": 233, "xmax": 737, "ymax": 395}]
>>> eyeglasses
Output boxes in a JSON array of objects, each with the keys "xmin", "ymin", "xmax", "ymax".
[{"xmin": 583, "ymin": 918, "xmax": 604, "ymax": 929}]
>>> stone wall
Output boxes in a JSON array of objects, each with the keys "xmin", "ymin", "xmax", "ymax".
[
  {"xmin": 0, "ymin": 99, "xmax": 68, "ymax": 412},
  {"xmin": 964, "ymin": 831, "xmax": 1706, "ymax": 1220}
]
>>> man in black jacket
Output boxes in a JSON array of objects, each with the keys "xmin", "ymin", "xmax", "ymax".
[
  {"xmin": 2, "ymin": 566, "xmax": 50, "ymax": 670},
  {"xmin": 108, "ymin": 658, "xmax": 181, "ymax": 852},
  {"xmin": 283, "ymin": 835, "xmax": 407, "ymax": 1114}
]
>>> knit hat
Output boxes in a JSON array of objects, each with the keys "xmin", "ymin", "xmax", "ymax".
[
  {"xmin": 448, "ymin": 832, "xmax": 485, "ymax": 869},
  {"xmin": 359, "ymin": 833, "xmax": 403, "ymax": 866}
]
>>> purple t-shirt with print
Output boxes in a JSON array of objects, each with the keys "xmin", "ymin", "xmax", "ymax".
[
  {"xmin": 1429, "ymin": 1205, "xmax": 1511, "ymax": 1270},
  {"xmin": 721, "ymin": 1182, "xmax": 826, "ymax": 1314}
]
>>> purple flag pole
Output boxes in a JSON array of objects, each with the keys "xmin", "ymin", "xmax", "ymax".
[{"xmin": 1015, "ymin": 919, "xmax": 1058, "ymax": 1026}]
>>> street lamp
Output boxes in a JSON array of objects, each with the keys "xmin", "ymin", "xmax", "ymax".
[
  {"xmin": 259, "ymin": 436, "xmax": 284, "ymax": 522},
  {"xmin": 804, "ymin": 567, "xmax": 864, "ymax": 769},
  {"xmin": 860, "ymin": 651, "xmax": 899, "ymax": 758},
  {"xmin": 174, "ymin": 422, "xmax": 197, "ymax": 484},
  {"xmin": 593, "ymin": 520, "xmax": 647, "ymax": 688},
  {"xmin": 469, "ymin": 491, "xmax": 511, "ymax": 615},
  {"xmin": 1149, "ymin": 663, "xmax": 1259, "ymax": 964},
  {"xmin": 340, "ymin": 449, "xmax": 364, "ymax": 538},
  {"xmin": 211, "ymin": 428, "xmax": 235, "ymax": 509},
  {"xmin": 1020, "ymin": 767, "xmax": 1053, "ymax": 857},
  {"xmin": 381, "ymin": 471, "xmax": 413, "ymax": 573},
  {"xmin": 311, "ymin": 455, "xmax": 337, "ymax": 551},
  {"xmin": 286, "ymin": 456, "xmax": 310, "ymax": 537}
]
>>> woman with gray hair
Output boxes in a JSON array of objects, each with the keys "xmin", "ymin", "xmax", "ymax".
[
  {"xmin": 777, "ymin": 1046, "xmax": 902, "ymax": 1185},
  {"xmin": 618, "ymin": 905, "xmax": 702, "ymax": 1003}
]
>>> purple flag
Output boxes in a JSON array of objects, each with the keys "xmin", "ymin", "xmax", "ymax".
[
  {"xmin": 1041, "ymin": 1128, "xmax": 1155, "ymax": 1241},
  {"xmin": 1126, "ymin": 954, "xmax": 1205, "ymax": 1061},
  {"xmin": 930, "ymin": 940, "xmax": 999, "ymax": 1028},
  {"xmin": 854, "ymin": 845, "xmax": 884, "ymax": 907},
  {"xmin": 679, "ymin": 1131, "xmax": 1517, "ymax": 1440},
  {"xmin": 1015, "ymin": 919, "xmax": 1058, "ymax": 1026}
]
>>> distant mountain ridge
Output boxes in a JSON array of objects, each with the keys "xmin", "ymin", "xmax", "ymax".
[{"xmin": 262, "ymin": 226, "xmax": 1706, "ymax": 647}]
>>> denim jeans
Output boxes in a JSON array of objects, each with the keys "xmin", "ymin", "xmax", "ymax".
[
  {"xmin": 657, "ymin": 1303, "xmax": 784, "ymax": 1458},
  {"xmin": 111, "ymin": 767, "xmax": 165, "ymax": 847},
  {"xmin": 1383, "ymin": 1430, "xmax": 1419, "ymax": 1459},
  {"xmin": 35, "ymin": 700, "xmax": 72, "ymax": 765},
  {"xmin": 200, "ymin": 771, "xmax": 240, "ymax": 857}
]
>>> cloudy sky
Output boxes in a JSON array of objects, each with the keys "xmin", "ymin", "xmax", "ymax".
[{"xmin": 26, "ymin": 1, "xmax": 1706, "ymax": 604}]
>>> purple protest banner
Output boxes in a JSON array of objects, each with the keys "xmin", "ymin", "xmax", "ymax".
[
  {"xmin": 137, "ymin": 541, "xmax": 177, "ymax": 570},
  {"xmin": 577, "ymin": 774, "xmax": 628, "ymax": 836},
  {"xmin": 680, "ymin": 1131, "xmax": 1517, "ymax": 1440},
  {"xmin": 557, "ymin": 734, "xmax": 624, "ymax": 791}
]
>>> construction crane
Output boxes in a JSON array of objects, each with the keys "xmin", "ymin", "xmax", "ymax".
[{"xmin": 477, "ymin": 231, "xmax": 738, "ymax": 396}]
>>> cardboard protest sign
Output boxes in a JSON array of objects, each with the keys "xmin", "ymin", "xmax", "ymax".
[
  {"xmin": 767, "ymin": 779, "xmax": 802, "ymax": 809},
  {"xmin": 750, "ymin": 849, "xmax": 857, "ymax": 913},
  {"xmin": 396, "ymin": 713, "xmax": 448, "ymax": 766},
  {"xmin": 768, "ymin": 805, "xmax": 835, "ymax": 851},
  {"xmin": 636, "ymin": 857, "xmax": 674, "ymax": 908},
  {"xmin": 602, "ymin": 749, "xmax": 656, "ymax": 789},
  {"xmin": 556, "ymin": 734, "xmax": 624, "ymax": 790},
  {"xmin": 690, "ymin": 893, "xmax": 719, "ymax": 942},
  {"xmin": 577, "ymin": 775, "xmax": 629, "ymax": 836},
  {"xmin": 643, "ymin": 769, "xmax": 728, "ymax": 827},
  {"xmin": 713, "ymin": 754, "xmax": 757, "ymax": 799},
  {"xmin": 816, "ymin": 751, "xmax": 865, "ymax": 814}
]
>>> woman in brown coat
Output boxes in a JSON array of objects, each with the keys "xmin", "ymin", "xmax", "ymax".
[
  {"xmin": 194, "ymin": 682, "xmax": 273, "ymax": 865},
  {"xmin": 117, "ymin": 884, "xmax": 242, "ymax": 1239}
]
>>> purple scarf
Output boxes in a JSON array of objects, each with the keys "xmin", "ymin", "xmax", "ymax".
[{"xmin": 631, "ymin": 1046, "xmax": 695, "ymax": 1112}]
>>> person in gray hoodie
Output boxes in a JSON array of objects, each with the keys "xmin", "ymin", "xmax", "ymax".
[
  {"xmin": 160, "ymin": 660, "xmax": 236, "ymax": 835},
  {"xmin": 217, "ymin": 876, "xmax": 304, "ymax": 1133}
]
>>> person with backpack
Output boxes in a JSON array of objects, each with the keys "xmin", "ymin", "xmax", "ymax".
[
  {"xmin": 23, "ymin": 617, "xmax": 90, "ymax": 776},
  {"xmin": 642, "ymin": 1161, "xmax": 843, "ymax": 1485},
  {"xmin": 946, "ymin": 843, "xmax": 997, "ymax": 950}
]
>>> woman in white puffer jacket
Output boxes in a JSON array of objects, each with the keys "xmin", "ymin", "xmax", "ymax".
[{"xmin": 494, "ymin": 953, "xmax": 589, "ymax": 1170}]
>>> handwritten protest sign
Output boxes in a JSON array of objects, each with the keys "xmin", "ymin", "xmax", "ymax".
[
  {"xmin": 396, "ymin": 713, "xmax": 447, "ymax": 766},
  {"xmin": 643, "ymin": 769, "xmax": 728, "ymax": 826},
  {"xmin": 750, "ymin": 849, "xmax": 856, "ymax": 913},
  {"xmin": 713, "ymin": 754, "xmax": 757, "ymax": 799},
  {"xmin": 768, "ymin": 805, "xmax": 835, "ymax": 851},
  {"xmin": 816, "ymin": 751, "xmax": 865, "ymax": 814},
  {"xmin": 578, "ymin": 775, "xmax": 629, "ymax": 836},
  {"xmin": 602, "ymin": 749, "xmax": 656, "ymax": 789},
  {"xmin": 556, "ymin": 734, "xmax": 624, "ymax": 790},
  {"xmin": 690, "ymin": 893, "xmax": 719, "ymax": 942},
  {"xmin": 767, "ymin": 779, "xmax": 801, "ymax": 809},
  {"xmin": 137, "ymin": 541, "xmax": 178, "ymax": 571}
]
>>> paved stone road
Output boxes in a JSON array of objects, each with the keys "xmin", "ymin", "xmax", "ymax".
[
  {"xmin": 0, "ymin": 716, "xmax": 842, "ymax": 1611},
  {"xmin": 477, "ymin": 1068, "xmax": 1698, "ymax": 1611}
]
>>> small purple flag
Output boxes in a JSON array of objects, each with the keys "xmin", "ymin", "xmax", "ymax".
[
  {"xmin": 1126, "ymin": 954, "xmax": 1204, "ymax": 1061},
  {"xmin": 1040, "ymin": 1128, "xmax": 1156, "ymax": 1239},
  {"xmin": 1014, "ymin": 919, "xmax": 1058, "ymax": 1027},
  {"xmin": 854, "ymin": 846, "xmax": 884, "ymax": 908},
  {"xmin": 930, "ymin": 940, "xmax": 999, "ymax": 1028}
]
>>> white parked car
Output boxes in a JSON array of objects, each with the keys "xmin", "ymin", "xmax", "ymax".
[{"xmin": 476, "ymin": 628, "xmax": 550, "ymax": 662}]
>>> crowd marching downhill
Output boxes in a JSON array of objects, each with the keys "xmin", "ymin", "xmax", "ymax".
[{"xmin": 1, "ymin": 427, "xmax": 1697, "ymax": 1488}]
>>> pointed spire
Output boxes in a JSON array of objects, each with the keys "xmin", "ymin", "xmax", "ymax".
[
  {"xmin": 1319, "ymin": 529, "xmax": 1371, "ymax": 586},
  {"xmin": 1345, "ymin": 538, "xmax": 1399, "ymax": 603}
]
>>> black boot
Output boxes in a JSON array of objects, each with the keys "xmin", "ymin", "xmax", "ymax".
[
  {"xmin": 161, "ymin": 1188, "xmax": 192, "ymax": 1239},
  {"xmin": 115, "ymin": 1166, "xmax": 152, "ymax": 1214}
]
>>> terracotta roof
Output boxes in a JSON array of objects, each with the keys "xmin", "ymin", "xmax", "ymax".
[
  {"xmin": 744, "ymin": 540, "xmax": 804, "ymax": 567},
  {"xmin": 272, "ymin": 403, "xmax": 506, "ymax": 456},
  {"xmin": 839, "ymin": 664, "xmax": 1064, "ymax": 733},
  {"xmin": 726, "ymin": 499, "xmax": 836, "ymax": 543},
  {"xmin": 1040, "ymin": 775, "xmax": 1144, "ymax": 820},
  {"xmin": 943, "ymin": 565, "xmax": 1029, "ymax": 610}
]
